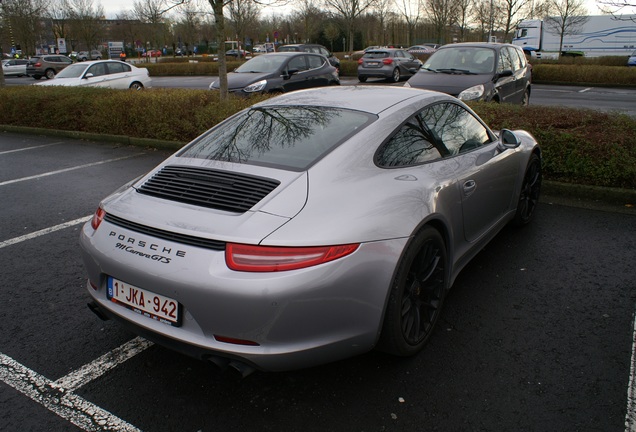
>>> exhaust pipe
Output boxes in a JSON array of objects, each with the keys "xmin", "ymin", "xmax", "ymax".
[
  {"xmin": 228, "ymin": 361, "xmax": 256, "ymax": 378},
  {"xmin": 87, "ymin": 302, "xmax": 110, "ymax": 321},
  {"xmin": 207, "ymin": 356, "xmax": 230, "ymax": 371}
]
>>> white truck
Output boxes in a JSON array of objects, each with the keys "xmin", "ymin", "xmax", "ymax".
[{"xmin": 512, "ymin": 15, "xmax": 636, "ymax": 58}]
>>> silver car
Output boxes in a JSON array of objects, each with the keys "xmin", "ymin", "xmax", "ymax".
[
  {"xmin": 357, "ymin": 48, "xmax": 422, "ymax": 82},
  {"xmin": 81, "ymin": 86, "xmax": 541, "ymax": 374}
]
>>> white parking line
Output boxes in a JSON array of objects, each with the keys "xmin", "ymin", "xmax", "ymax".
[
  {"xmin": 625, "ymin": 315, "xmax": 636, "ymax": 431},
  {"xmin": 0, "ymin": 154, "xmax": 143, "ymax": 187},
  {"xmin": 0, "ymin": 142, "xmax": 64, "ymax": 155},
  {"xmin": 0, "ymin": 216, "xmax": 92, "ymax": 250},
  {"xmin": 579, "ymin": 87, "xmax": 593, "ymax": 93},
  {"xmin": 0, "ymin": 337, "xmax": 153, "ymax": 431}
]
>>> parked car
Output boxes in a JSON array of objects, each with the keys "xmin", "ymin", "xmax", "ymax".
[
  {"xmin": 80, "ymin": 86, "xmax": 541, "ymax": 374},
  {"xmin": 209, "ymin": 52, "xmax": 339, "ymax": 95},
  {"xmin": 357, "ymin": 48, "xmax": 422, "ymax": 83},
  {"xmin": 628, "ymin": 50, "xmax": 636, "ymax": 66},
  {"xmin": 2, "ymin": 58, "xmax": 29, "ymax": 76},
  {"xmin": 407, "ymin": 45, "xmax": 436, "ymax": 55},
  {"xmin": 77, "ymin": 50, "xmax": 102, "ymax": 61},
  {"xmin": 226, "ymin": 49, "xmax": 248, "ymax": 58},
  {"xmin": 405, "ymin": 42, "xmax": 532, "ymax": 105},
  {"xmin": 26, "ymin": 55, "xmax": 73, "ymax": 79},
  {"xmin": 35, "ymin": 60, "xmax": 151, "ymax": 90},
  {"xmin": 277, "ymin": 44, "xmax": 340, "ymax": 69},
  {"xmin": 142, "ymin": 50, "xmax": 162, "ymax": 57}
]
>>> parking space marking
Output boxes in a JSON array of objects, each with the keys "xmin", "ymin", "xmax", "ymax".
[
  {"xmin": 0, "ymin": 216, "xmax": 91, "ymax": 250},
  {"xmin": 55, "ymin": 337, "xmax": 154, "ymax": 392},
  {"xmin": 625, "ymin": 314, "xmax": 636, "ymax": 431},
  {"xmin": 0, "ymin": 154, "xmax": 143, "ymax": 187},
  {"xmin": 0, "ymin": 337, "xmax": 153, "ymax": 431},
  {"xmin": 0, "ymin": 142, "xmax": 64, "ymax": 155}
]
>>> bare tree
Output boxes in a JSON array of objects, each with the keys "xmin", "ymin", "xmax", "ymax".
[
  {"xmin": 498, "ymin": 0, "xmax": 529, "ymax": 41},
  {"xmin": 425, "ymin": 0, "xmax": 458, "ymax": 44},
  {"xmin": 597, "ymin": 0, "xmax": 636, "ymax": 20},
  {"xmin": 395, "ymin": 0, "xmax": 421, "ymax": 46},
  {"xmin": 454, "ymin": 0, "xmax": 473, "ymax": 41},
  {"xmin": 292, "ymin": 0, "xmax": 325, "ymax": 43},
  {"xmin": 67, "ymin": 0, "xmax": 105, "ymax": 54},
  {"xmin": 227, "ymin": 0, "xmax": 261, "ymax": 49},
  {"xmin": 544, "ymin": 0, "xmax": 589, "ymax": 56},
  {"xmin": 1, "ymin": 0, "xmax": 50, "ymax": 56},
  {"xmin": 324, "ymin": 0, "xmax": 378, "ymax": 52}
]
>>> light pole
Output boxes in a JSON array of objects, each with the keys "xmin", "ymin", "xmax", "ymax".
[{"xmin": 0, "ymin": 0, "xmax": 5, "ymax": 88}]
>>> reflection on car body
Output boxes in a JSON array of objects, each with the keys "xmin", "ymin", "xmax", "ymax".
[{"xmin": 81, "ymin": 86, "xmax": 541, "ymax": 374}]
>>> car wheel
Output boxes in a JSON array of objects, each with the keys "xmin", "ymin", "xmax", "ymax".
[
  {"xmin": 129, "ymin": 82, "xmax": 144, "ymax": 90},
  {"xmin": 521, "ymin": 89, "xmax": 530, "ymax": 106},
  {"xmin": 389, "ymin": 68, "xmax": 400, "ymax": 83},
  {"xmin": 378, "ymin": 226, "xmax": 448, "ymax": 356},
  {"xmin": 45, "ymin": 69, "xmax": 55, "ymax": 79},
  {"xmin": 513, "ymin": 153, "xmax": 541, "ymax": 226},
  {"xmin": 358, "ymin": 76, "xmax": 367, "ymax": 83}
]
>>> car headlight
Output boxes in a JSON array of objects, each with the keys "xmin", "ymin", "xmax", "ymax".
[
  {"xmin": 458, "ymin": 84, "xmax": 484, "ymax": 101},
  {"xmin": 243, "ymin": 79, "xmax": 267, "ymax": 93}
]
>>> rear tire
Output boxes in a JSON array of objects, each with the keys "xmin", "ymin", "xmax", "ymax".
[
  {"xmin": 358, "ymin": 76, "xmax": 367, "ymax": 83},
  {"xmin": 45, "ymin": 69, "xmax": 55, "ymax": 79},
  {"xmin": 388, "ymin": 68, "xmax": 400, "ymax": 83},
  {"xmin": 521, "ymin": 88, "xmax": 530, "ymax": 106},
  {"xmin": 513, "ymin": 153, "xmax": 541, "ymax": 226},
  {"xmin": 378, "ymin": 226, "xmax": 448, "ymax": 356},
  {"xmin": 129, "ymin": 82, "xmax": 144, "ymax": 90}
]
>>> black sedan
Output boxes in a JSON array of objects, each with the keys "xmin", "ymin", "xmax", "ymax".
[{"xmin": 209, "ymin": 52, "xmax": 340, "ymax": 95}]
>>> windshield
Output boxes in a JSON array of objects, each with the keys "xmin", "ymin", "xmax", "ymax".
[
  {"xmin": 423, "ymin": 47, "xmax": 496, "ymax": 74},
  {"xmin": 178, "ymin": 106, "xmax": 376, "ymax": 170},
  {"xmin": 235, "ymin": 55, "xmax": 288, "ymax": 73},
  {"xmin": 55, "ymin": 63, "xmax": 88, "ymax": 78}
]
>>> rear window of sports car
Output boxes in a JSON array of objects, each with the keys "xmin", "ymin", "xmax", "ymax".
[{"xmin": 178, "ymin": 106, "xmax": 376, "ymax": 170}]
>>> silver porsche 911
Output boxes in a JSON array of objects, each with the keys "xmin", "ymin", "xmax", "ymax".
[{"xmin": 80, "ymin": 86, "xmax": 541, "ymax": 374}]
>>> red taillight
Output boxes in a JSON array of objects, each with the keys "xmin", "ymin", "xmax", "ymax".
[
  {"xmin": 357, "ymin": 58, "xmax": 363, "ymax": 65},
  {"xmin": 226, "ymin": 243, "xmax": 359, "ymax": 272},
  {"xmin": 382, "ymin": 58, "xmax": 393, "ymax": 65},
  {"xmin": 214, "ymin": 335, "xmax": 260, "ymax": 346},
  {"xmin": 91, "ymin": 207, "xmax": 105, "ymax": 230},
  {"xmin": 34, "ymin": 62, "xmax": 42, "ymax": 67}
]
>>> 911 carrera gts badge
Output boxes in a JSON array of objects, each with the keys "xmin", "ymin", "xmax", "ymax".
[{"xmin": 109, "ymin": 231, "xmax": 186, "ymax": 264}]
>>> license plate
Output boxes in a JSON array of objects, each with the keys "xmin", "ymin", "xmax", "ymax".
[
  {"xmin": 107, "ymin": 277, "xmax": 181, "ymax": 326},
  {"xmin": 367, "ymin": 61, "xmax": 379, "ymax": 66}
]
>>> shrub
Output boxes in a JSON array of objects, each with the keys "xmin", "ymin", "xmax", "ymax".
[{"xmin": 0, "ymin": 87, "xmax": 634, "ymax": 189}]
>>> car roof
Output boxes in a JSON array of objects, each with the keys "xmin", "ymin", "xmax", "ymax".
[
  {"xmin": 253, "ymin": 86, "xmax": 451, "ymax": 115},
  {"xmin": 439, "ymin": 42, "xmax": 516, "ymax": 50}
]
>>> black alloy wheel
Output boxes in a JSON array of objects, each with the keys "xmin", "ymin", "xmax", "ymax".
[
  {"xmin": 513, "ymin": 153, "xmax": 541, "ymax": 226},
  {"xmin": 379, "ymin": 226, "xmax": 448, "ymax": 356}
]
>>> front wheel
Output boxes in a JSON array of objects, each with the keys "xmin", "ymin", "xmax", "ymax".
[
  {"xmin": 513, "ymin": 153, "xmax": 541, "ymax": 226},
  {"xmin": 378, "ymin": 226, "xmax": 448, "ymax": 356}
]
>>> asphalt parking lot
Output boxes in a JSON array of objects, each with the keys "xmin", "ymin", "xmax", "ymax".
[{"xmin": 1, "ymin": 131, "xmax": 635, "ymax": 431}]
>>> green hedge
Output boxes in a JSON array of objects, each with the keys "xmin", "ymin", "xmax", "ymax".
[{"xmin": 0, "ymin": 86, "xmax": 634, "ymax": 189}]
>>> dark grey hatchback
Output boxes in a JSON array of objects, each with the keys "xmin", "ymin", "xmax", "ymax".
[
  {"xmin": 405, "ymin": 43, "xmax": 531, "ymax": 105},
  {"xmin": 209, "ymin": 52, "xmax": 339, "ymax": 95}
]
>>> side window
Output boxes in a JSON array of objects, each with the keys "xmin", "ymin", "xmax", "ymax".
[
  {"xmin": 506, "ymin": 47, "xmax": 522, "ymax": 71},
  {"xmin": 497, "ymin": 48, "xmax": 514, "ymax": 72},
  {"xmin": 319, "ymin": 47, "xmax": 329, "ymax": 56},
  {"xmin": 106, "ymin": 62, "xmax": 126, "ymax": 74},
  {"xmin": 422, "ymin": 103, "xmax": 491, "ymax": 155},
  {"xmin": 307, "ymin": 55, "xmax": 324, "ymax": 69},
  {"xmin": 376, "ymin": 114, "xmax": 448, "ymax": 167},
  {"xmin": 287, "ymin": 56, "xmax": 308, "ymax": 72},
  {"xmin": 87, "ymin": 63, "xmax": 107, "ymax": 77},
  {"xmin": 513, "ymin": 46, "xmax": 527, "ymax": 68}
]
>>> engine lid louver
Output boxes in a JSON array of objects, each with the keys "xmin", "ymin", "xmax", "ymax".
[{"xmin": 136, "ymin": 166, "xmax": 280, "ymax": 213}]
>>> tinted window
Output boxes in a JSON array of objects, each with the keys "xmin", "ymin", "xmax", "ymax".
[
  {"xmin": 497, "ymin": 48, "xmax": 514, "ymax": 72},
  {"xmin": 377, "ymin": 103, "xmax": 491, "ymax": 167},
  {"xmin": 307, "ymin": 55, "xmax": 325, "ymax": 69},
  {"xmin": 106, "ymin": 62, "xmax": 129, "ymax": 74},
  {"xmin": 178, "ymin": 107, "xmax": 376, "ymax": 171},
  {"xmin": 288, "ymin": 55, "xmax": 308, "ymax": 71},
  {"xmin": 87, "ymin": 63, "xmax": 107, "ymax": 76},
  {"xmin": 364, "ymin": 51, "xmax": 390, "ymax": 59}
]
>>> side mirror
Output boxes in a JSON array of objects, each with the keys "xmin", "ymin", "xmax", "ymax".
[
  {"xmin": 496, "ymin": 69, "xmax": 513, "ymax": 79},
  {"xmin": 84, "ymin": 73, "xmax": 94, "ymax": 79},
  {"xmin": 497, "ymin": 129, "xmax": 521, "ymax": 152},
  {"xmin": 282, "ymin": 68, "xmax": 299, "ymax": 80}
]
